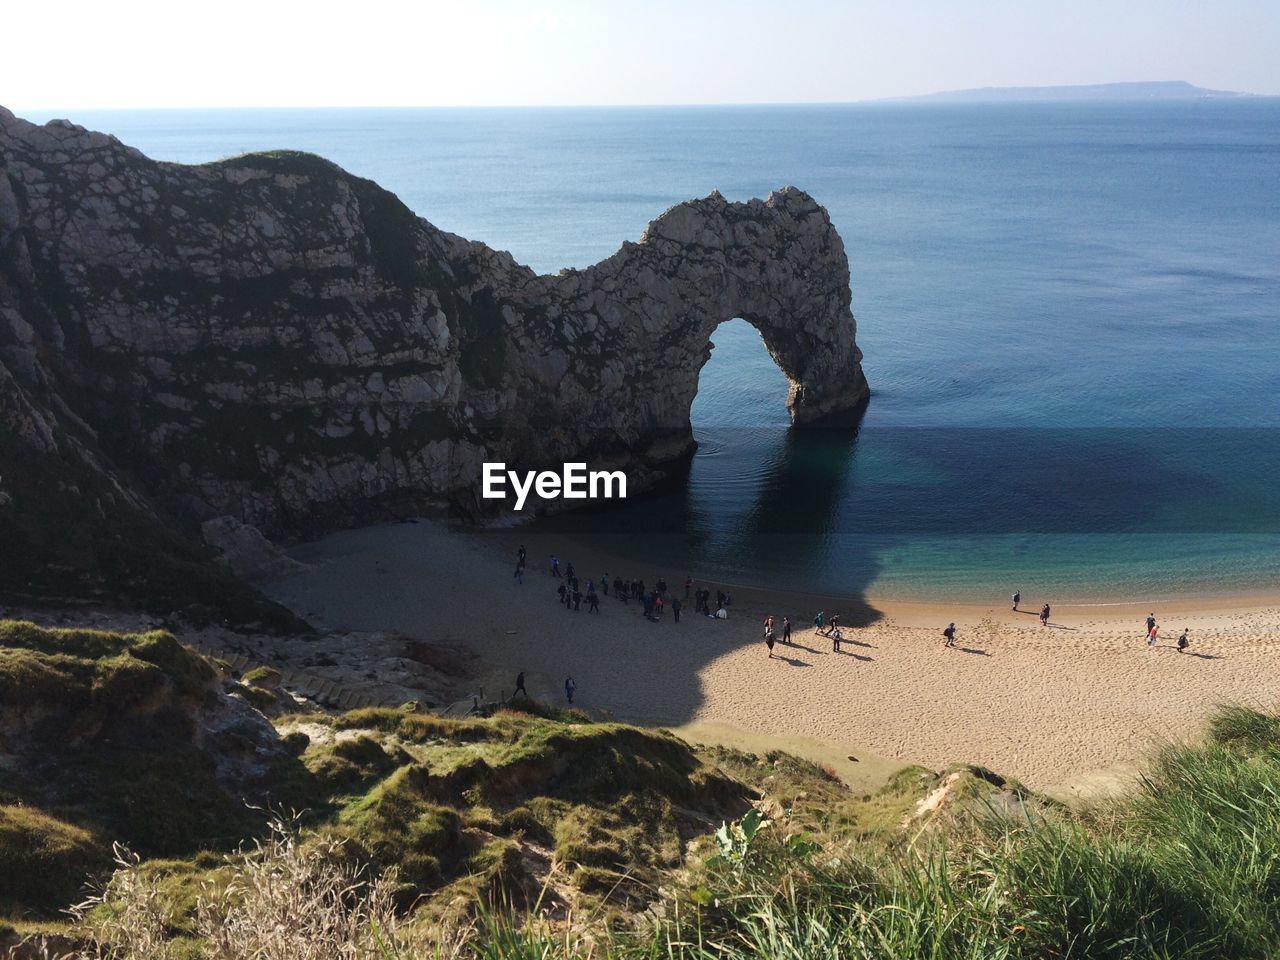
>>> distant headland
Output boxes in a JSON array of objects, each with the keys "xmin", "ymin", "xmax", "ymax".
[{"xmin": 884, "ymin": 80, "xmax": 1251, "ymax": 103}]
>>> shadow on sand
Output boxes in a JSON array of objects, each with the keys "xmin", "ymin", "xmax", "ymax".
[
  {"xmin": 784, "ymin": 640, "xmax": 824, "ymax": 654},
  {"xmin": 407, "ymin": 410, "xmax": 888, "ymax": 723},
  {"xmin": 774, "ymin": 654, "xmax": 810, "ymax": 667},
  {"xmin": 833, "ymin": 648, "xmax": 875, "ymax": 662}
]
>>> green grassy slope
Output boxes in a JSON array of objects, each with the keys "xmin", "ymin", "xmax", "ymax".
[{"xmin": 7, "ymin": 619, "xmax": 1280, "ymax": 959}]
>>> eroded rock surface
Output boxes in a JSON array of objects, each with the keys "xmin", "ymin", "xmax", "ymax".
[{"xmin": 0, "ymin": 106, "xmax": 867, "ymax": 591}]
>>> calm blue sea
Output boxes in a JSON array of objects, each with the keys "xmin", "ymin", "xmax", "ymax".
[{"xmin": 32, "ymin": 102, "xmax": 1280, "ymax": 602}]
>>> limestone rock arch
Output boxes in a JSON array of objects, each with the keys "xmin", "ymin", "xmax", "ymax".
[{"xmin": 490, "ymin": 187, "xmax": 869, "ymax": 472}]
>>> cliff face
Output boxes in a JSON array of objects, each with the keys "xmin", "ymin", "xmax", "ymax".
[{"xmin": 0, "ymin": 106, "xmax": 866, "ymax": 586}]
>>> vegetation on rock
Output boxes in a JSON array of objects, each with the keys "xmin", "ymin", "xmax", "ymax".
[
  {"xmin": 0, "ymin": 620, "xmax": 300, "ymax": 914},
  {"xmin": 6, "ymin": 616, "xmax": 1280, "ymax": 958}
]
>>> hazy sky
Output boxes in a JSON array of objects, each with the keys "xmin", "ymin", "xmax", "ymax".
[{"xmin": 6, "ymin": 0, "xmax": 1279, "ymax": 110}]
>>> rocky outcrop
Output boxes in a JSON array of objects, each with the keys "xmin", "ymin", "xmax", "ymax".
[
  {"xmin": 0, "ymin": 106, "xmax": 866, "ymax": 573},
  {"xmin": 201, "ymin": 515, "xmax": 306, "ymax": 582}
]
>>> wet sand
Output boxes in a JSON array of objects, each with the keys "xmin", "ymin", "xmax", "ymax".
[{"xmin": 266, "ymin": 520, "xmax": 1280, "ymax": 794}]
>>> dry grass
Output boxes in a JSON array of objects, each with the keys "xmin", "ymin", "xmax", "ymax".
[{"xmin": 55, "ymin": 820, "xmax": 412, "ymax": 960}]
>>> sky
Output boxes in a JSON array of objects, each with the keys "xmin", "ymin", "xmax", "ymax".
[{"xmin": 5, "ymin": 0, "xmax": 1279, "ymax": 110}]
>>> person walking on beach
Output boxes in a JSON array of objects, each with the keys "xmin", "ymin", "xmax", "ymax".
[
  {"xmin": 763, "ymin": 615, "xmax": 774, "ymax": 643},
  {"xmin": 783, "ymin": 616, "xmax": 791, "ymax": 644},
  {"xmin": 1145, "ymin": 613, "xmax": 1156, "ymax": 640},
  {"xmin": 566, "ymin": 562, "xmax": 576, "ymax": 583},
  {"xmin": 517, "ymin": 544, "xmax": 527, "ymax": 567},
  {"xmin": 573, "ymin": 588, "xmax": 583, "ymax": 611},
  {"xmin": 514, "ymin": 563, "xmax": 524, "ymax": 585},
  {"xmin": 1177, "ymin": 628, "xmax": 1189, "ymax": 654},
  {"xmin": 1147, "ymin": 621, "xmax": 1159, "ymax": 647},
  {"xmin": 1040, "ymin": 603, "xmax": 1051, "ymax": 628},
  {"xmin": 766, "ymin": 630, "xmax": 776, "ymax": 658},
  {"xmin": 550, "ymin": 555, "xmax": 560, "ymax": 578},
  {"xmin": 814, "ymin": 611, "xmax": 825, "ymax": 633},
  {"xmin": 557, "ymin": 583, "xmax": 567, "ymax": 604},
  {"xmin": 672, "ymin": 597, "xmax": 682, "ymax": 623},
  {"xmin": 602, "ymin": 574, "xmax": 609, "ymax": 596},
  {"xmin": 1011, "ymin": 591, "xmax": 1020, "ymax": 612},
  {"xmin": 588, "ymin": 590, "xmax": 600, "ymax": 614},
  {"xmin": 829, "ymin": 614, "xmax": 840, "ymax": 635},
  {"xmin": 943, "ymin": 622, "xmax": 957, "ymax": 647},
  {"xmin": 831, "ymin": 626, "xmax": 843, "ymax": 653},
  {"xmin": 565, "ymin": 676, "xmax": 576, "ymax": 704},
  {"xmin": 513, "ymin": 671, "xmax": 528, "ymax": 699}
]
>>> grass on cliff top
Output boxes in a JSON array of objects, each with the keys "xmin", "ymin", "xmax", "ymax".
[
  {"xmin": 0, "ymin": 619, "xmax": 217, "ymax": 705},
  {"xmin": 284, "ymin": 703, "xmax": 754, "ymax": 912},
  {"xmin": 4, "ymin": 695, "xmax": 756, "ymax": 934},
  {"xmin": 204, "ymin": 149, "xmax": 345, "ymax": 178},
  {"xmin": 463, "ymin": 703, "xmax": 1280, "ymax": 960},
  {"xmin": 0, "ymin": 620, "xmax": 299, "ymax": 916},
  {"xmin": 28, "ymin": 613, "xmax": 1280, "ymax": 959},
  {"xmin": 0, "ymin": 805, "xmax": 104, "ymax": 918},
  {"xmin": 48, "ymin": 704, "xmax": 1280, "ymax": 959},
  {"xmin": 0, "ymin": 621, "xmax": 213, "ymax": 714},
  {"xmin": 205, "ymin": 148, "xmax": 427, "ymax": 291}
]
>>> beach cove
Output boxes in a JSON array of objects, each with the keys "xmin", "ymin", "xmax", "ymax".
[{"xmin": 266, "ymin": 519, "xmax": 1280, "ymax": 796}]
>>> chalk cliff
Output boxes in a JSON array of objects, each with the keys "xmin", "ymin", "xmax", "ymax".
[{"xmin": 0, "ymin": 106, "xmax": 867, "ymax": 608}]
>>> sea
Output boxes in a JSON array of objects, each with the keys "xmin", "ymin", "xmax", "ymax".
[{"xmin": 28, "ymin": 101, "xmax": 1280, "ymax": 604}]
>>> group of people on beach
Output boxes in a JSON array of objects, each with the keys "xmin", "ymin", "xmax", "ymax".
[
  {"xmin": 1011, "ymin": 591, "xmax": 1052, "ymax": 628},
  {"xmin": 762, "ymin": 611, "xmax": 847, "ymax": 657},
  {"xmin": 812, "ymin": 611, "xmax": 845, "ymax": 651},
  {"xmin": 761, "ymin": 610, "xmax": 866, "ymax": 657},
  {"xmin": 512, "ymin": 542, "xmax": 748, "ymax": 705},
  {"xmin": 533, "ymin": 546, "xmax": 732, "ymax": 625},
  {"xmin": 1145, "ymin": 611, "xmax": 1191, "ymax": 653}
]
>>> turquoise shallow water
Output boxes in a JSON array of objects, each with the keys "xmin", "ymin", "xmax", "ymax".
[{"xmin": 33, "ymin": 102, "xmax": 1280, "ymax": 601}]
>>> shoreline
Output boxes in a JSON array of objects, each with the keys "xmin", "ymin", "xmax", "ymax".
[
  {"xmin": 479, "ymin": 525, "xmax": 1280, "ymax": 625},
  {"xmin": 457, "ymin": 505, "xmax": 1280, "ymax": 612},
  {"xmin": 267, "ymin": 518, "xmax": 1280, "ymax": 794}
]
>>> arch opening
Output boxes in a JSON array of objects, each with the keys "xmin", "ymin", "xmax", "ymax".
[{"xmin": 691, "ymin": 318, "xmax": 794, "ymax": 430}]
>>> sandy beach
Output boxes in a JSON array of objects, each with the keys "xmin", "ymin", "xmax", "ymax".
[{"xmin": 266, "ymin": 519, "xmax": 1280, "ymax": 795}]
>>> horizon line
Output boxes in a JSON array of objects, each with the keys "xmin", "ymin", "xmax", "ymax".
[
  {"xmin": 10, "ymin": 82, "xmax": 1275, "ymax": 115},
  {"xmin": 12, "ymin": 95, "xmax": 1276, "ymax": 114}
]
